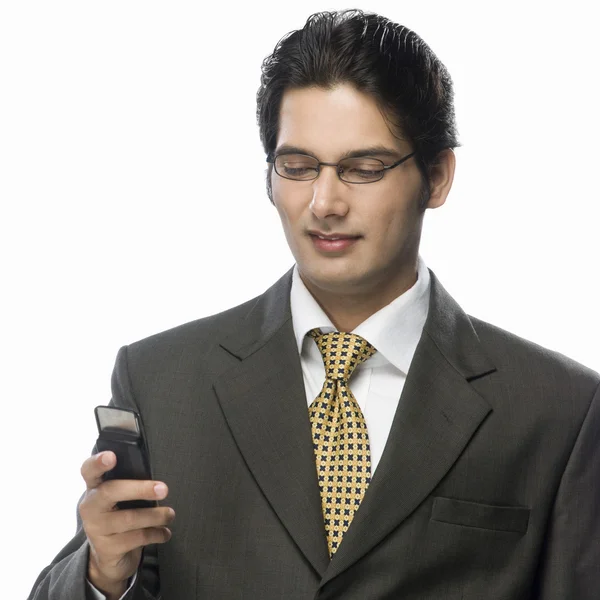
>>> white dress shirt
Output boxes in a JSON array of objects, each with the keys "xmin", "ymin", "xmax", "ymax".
[
  {"xmin": 89, "ymin": 256, "xmax": 431, "ymax": 598},
  {"xmin": 290, "ymin": 255, "xmax": 430, "ymax": 474}
]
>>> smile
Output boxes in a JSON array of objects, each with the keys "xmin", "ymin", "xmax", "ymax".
[{"xmin": 309, "ymin": 233, "xmax": 360, "ymax": 252}]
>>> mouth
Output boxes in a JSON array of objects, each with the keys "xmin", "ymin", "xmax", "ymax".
[
  {"xmin": 307, "ymin": 231, "xmax": 361, "ymax": 241},
  {"xmin": 307, "ymin": 231, "xmax": 361, "ymax": 252}
]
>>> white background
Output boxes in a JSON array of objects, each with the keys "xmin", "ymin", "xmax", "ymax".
[{"xmin": 1, "ymin": 1, "xmax": 598, "ymax": 597}]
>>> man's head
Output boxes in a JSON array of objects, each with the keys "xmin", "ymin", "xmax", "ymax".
[
  {"xmin": 257, "ymin": 9, "xmax": 459, "ymax": 208},
  {"xmin": 256, "ymin": 10, "xmax": 457, "ymax": 307}
]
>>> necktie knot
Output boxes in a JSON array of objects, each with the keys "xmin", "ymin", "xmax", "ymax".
[{"xmin": 308, "ymin": 329, "xmax": 377, "ymax": 382}]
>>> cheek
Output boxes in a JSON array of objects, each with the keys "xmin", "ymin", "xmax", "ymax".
[
  {"xmin": 273, "ymin": 179, "xmax": 308, "ymax": 219},
  {"xmin": 272, "ymin": 180, "xmax": 289, "ymax": 221},
  {"xmin": 368, "ymin": 191, "xmax": 420, "ymax": 246},
  {"xmin": 272, "ymin": 186, "xmax": 304, "ymax": 233}
]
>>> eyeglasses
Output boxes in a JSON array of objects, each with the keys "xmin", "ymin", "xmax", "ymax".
[{"xmin": 267, "ymin": 151, "xmax": 416, "ymax": 184}]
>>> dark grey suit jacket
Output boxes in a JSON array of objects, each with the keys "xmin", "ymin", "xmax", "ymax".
[{"xmin": 29, "ymin": 268, "xmax": 600, "ymax": 599}]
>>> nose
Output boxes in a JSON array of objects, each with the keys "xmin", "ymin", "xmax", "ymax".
[{"xmin": 309, "ymin": 165, "xmax": 350, "ymax": 220}]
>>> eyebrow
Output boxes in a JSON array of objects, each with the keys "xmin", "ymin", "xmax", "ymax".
[{"xmin": 274, "ymin": 144, "xmax": 401, "ymax": 160}]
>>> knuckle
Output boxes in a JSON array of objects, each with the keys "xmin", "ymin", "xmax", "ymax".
[
  {"xmin": 82, "ymin": 514, "xmax": 103, "ymax": 541},
  {"xmin": 96, "ymin": 482, "xmax": 112, "ymax": 504},
  {"xmin": 136, "ymin": 528, "xmax": 150, "ymax": 546},
  {"xmin": 79, "ymin": 493, "xmax": 90, "ymax": 513},
  {"xmin": 127, "ymin": 528, "xmax": 147, "ymax": 550},
  {"xmin": 107, "ymin": 534, "xmax": 129, "ymax": 558},
  {"xmin": 79, "ymin": 492, "xmax": 98, "ymax": 522},
  {"xmin": 136, "ymin": 527, "xmax": 165, "ymax": 548},
  {"xmin": 132, "ymin": 482, "xmax": 146, "ymax": 500},
  {"xmin": 90, "ymin": 484, "xmax": 108, "ymax": 504},
  {"xmin": 138, "ymin": 507, "xmax": 161, "ymax": 529},
  {"xmin": 87, "ymin": 487, "xmax": 104, "ymax": 507},
  {"xmin": 121, "ymin": 509, "xmax": 137, "ymax": 530}
]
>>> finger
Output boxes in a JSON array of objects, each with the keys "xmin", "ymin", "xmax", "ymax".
[
  {"xmin": 90, "ymin": 479, "xmax": 169, "ymax": 511},
  {"xmin": 98, "ymin": 527, "xmax": 172, "ymax": 557},
  {"xmin": 102, "ymin": 506, "xmax": 175, "ymax": 535},
  {"xmin": 81, "ymin": 452, "xmax": 117, "ymax": 490}
]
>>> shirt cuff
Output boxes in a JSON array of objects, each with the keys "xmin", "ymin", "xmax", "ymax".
[{"xmin": 86, "ymin": 573, "xmax": 137, "ymax": 600}]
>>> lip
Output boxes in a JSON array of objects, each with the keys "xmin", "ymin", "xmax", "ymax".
[
  {"xmin": 307, "ymin": 231, "xmax": 361, "ymax": 240},
  {"xmin": 308, "ymin": 231, "xmax": 361, "ymax": 253}
]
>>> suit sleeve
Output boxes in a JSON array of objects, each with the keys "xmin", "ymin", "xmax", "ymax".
[
  {"xmin": 27, "ymin": 346, "xmax": 160, "ymax": 600},
  {"xmin": 533, "ymin": 379, "xmax": 600, "ymax": 599}
]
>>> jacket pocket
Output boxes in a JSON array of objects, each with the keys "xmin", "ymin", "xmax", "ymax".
[{"xmin": 431, "ymin": 496, "xmax": 530, "ymax": 534}]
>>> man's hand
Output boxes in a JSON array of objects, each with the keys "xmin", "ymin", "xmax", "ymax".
[{"xmin": 79, "ymin": 451, "xmax": 175, "ymax": 600}]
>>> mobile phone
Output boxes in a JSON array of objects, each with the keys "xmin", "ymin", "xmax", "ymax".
[{"xmin": 94, "ymin": 405, "xmax": 157, "ymax": 509}]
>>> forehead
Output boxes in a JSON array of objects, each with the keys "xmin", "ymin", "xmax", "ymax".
[{"xmin": 276, "ymin": 84, "xmax": 406, "ymax": 157}]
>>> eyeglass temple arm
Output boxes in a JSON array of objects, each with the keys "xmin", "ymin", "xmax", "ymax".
[{"xmin": 383, "ymin": 151, "xmax": 417, "ymax": 170}]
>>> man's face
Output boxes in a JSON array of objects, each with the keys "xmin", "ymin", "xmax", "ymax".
[{"xmin": 271, "ymin": 83, "xmax": 432, "ymax": 300}]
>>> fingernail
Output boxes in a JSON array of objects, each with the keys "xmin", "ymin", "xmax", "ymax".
[
  {"xmin": 101, "ymin": 452, "xmax": 113, "ymax": 466},
  {"xmin": 154, "ymin": 483, "xmax": 167, "ymax": 498}
]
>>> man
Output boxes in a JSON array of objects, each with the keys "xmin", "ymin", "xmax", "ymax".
[{"xmin": 29, "ymin": 9, "xmax": 600, "ymax": 600}]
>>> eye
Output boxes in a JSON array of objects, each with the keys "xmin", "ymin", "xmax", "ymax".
[
  {"xmin": 284, "ymin": 164, "xmax": 313, "ymax": 175},
  {"xmin": 341, "ymin": 158, "xmax": 384, "ymax": 182},
  {"xmin": 276, "ymin": 155, "xmax": 319, "ymax": 180}
]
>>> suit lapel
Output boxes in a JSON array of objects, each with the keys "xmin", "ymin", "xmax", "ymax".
[
  {"xmin": 214, "ymin": 270, "xmax": 330, "ymax": 576},
  {"xmin": 320, "ymin": 270, "xmax": 497, "ymax": 586}
]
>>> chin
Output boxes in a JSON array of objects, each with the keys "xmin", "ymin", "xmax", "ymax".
[{"xmin": 300, "ymin": 264, "xmax": 368, "ymax": 293}]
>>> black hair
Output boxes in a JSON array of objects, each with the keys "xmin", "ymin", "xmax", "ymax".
[{"xmin": 256, "ymin": 9, "xmax": 460, "ymax": 208}]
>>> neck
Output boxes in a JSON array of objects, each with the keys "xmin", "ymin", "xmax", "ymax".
[{"xmin": 300, "ymin": 263, "xmax": 418, "ymax": 332}]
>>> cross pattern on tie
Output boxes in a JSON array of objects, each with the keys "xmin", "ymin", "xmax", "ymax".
[{"xmin": 307, "ymin": 329, "xmax": 377, "ymax": 557}]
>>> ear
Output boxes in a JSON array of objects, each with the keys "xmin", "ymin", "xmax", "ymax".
[
  {"xmin": 426, "ymin": 148, "xmax": 456, "ymax": 209},
  {"xmin": 266, "ymin": 163, "xmax": 275, "ymax": 205}
]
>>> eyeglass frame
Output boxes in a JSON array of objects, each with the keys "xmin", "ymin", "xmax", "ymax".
[{"xmin": 266, "ymin": 150, "xmax": 417, "ymax": 184}]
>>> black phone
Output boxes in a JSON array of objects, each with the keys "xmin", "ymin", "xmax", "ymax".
[{"xmin": 94, "ymin": 405, "xmax": 157, "ymax": 509}]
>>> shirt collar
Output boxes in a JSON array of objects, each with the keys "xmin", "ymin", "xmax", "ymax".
[{"xmin": 290, "ymin": 256, "xmax": 431, "ymax": 374}]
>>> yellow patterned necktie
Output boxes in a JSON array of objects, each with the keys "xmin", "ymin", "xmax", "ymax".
[{"xmin": 307, "ymin": 329, "xmax": 377, "ymax": 557}]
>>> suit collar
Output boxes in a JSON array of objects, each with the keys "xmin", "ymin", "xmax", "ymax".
[
  {"xmin": 290, "ymin": 256, "xmax": 432, "ymax": 375},
  {"xmin": 423, "ymin": 269, "xmax": 497, "ymax": 381},
  {"xmin": 219, "ymin": 267, "xmax": 294, "ymax": 360},
  {"xmin": 220, "ymin": 264, "xmax": 496, "ymax": 379},
  {"xmin": 217, "ymin": 266, "xmax": 497, "ymax": 583}
]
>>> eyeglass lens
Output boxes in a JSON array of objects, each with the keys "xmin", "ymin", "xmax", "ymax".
[{"xmin": 275, "ymin": 154, "xmax": 385, "ymax": 183}]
